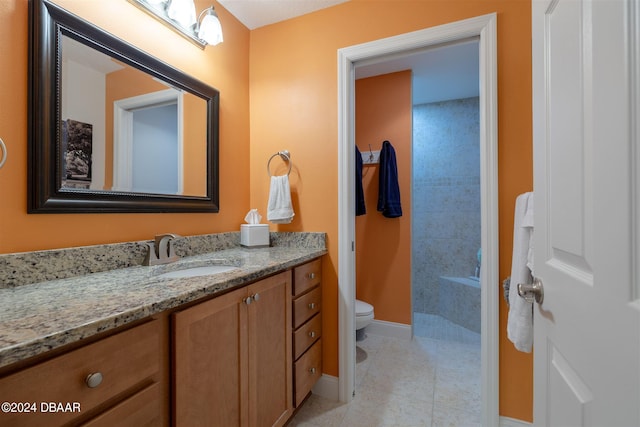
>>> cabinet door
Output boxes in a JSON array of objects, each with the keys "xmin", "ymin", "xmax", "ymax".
[
  {"xmin": 247, "ymin": 272, "xmax": 293, "ymax": 427},
  {"xmin": 173, "ymin": 288, "xmax": 248, "ymax": 427}
]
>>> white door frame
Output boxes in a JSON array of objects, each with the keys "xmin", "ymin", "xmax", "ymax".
[
  {"xmin": 337, "ymin": 13, "xmax": 499, "ymax": 426},
  {"xmin": 112, "ymin": 88, "xmax": 184, "ymax": 193}
]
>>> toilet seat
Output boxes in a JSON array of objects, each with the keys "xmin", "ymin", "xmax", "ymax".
[
  {"xmin": 355, "ymin": 299, "xmax": 374, "ymax": 332},
  {"xmin": 355, "ymin": 299, "xmax": 374, "ymax": 317}
]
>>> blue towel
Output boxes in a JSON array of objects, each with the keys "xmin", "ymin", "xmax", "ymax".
[
  {"xmin": 355, "ymin": 146, "xmax": 366, "ymax": 216},
  {"xmin": 377, "ymin": 140, "xmax": 402, "ymax": 218}
]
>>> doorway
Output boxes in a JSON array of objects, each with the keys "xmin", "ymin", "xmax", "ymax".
[
  {"xmin": 337, "ymin": 13, "xmax": 499, "ymax": 426},
  {"xmin": 113, "ymin": 88, "xmax": 184, "ymax": 194}
]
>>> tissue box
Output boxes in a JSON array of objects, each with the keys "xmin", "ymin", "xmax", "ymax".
[{"xmin": 241, "ymin": 224, "xmax": 269, "ymax": 247}]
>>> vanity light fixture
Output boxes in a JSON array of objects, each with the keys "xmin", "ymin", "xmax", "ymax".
[{"xmin": 129, "ymin": 0, "xmax": 223, "ymax": 49}]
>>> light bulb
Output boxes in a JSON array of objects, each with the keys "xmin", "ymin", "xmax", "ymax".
[
  {"xmin": 167, "ymin": 0, "xmax": 196, "ymax": 28},
  {"xmin": 198, "ymin": 10, "xmax": 223, "ymax": 45}
]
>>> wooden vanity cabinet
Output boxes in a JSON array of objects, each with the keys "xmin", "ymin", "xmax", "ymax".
[
  {"xmin": 292, "ymin": 259, "xmax": 323, "ymax": 407},
  {"xmin": 0, "ymin": 318, "xmax": 168, "ymax": 427},
  {"xmin": 0, "ymin": 257, "xmax": 323, "ymax": 427},
  {"xmin": 173, "ymin": 270, "xmax": 293, "ymax": 427}
]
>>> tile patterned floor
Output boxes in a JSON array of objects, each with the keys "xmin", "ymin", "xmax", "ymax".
[{"xmin": 288, "ymin": 313, "xmax": 481, "ymax": 427}]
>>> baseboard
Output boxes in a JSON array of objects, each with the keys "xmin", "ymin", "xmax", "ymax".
[
  {"xmin": 311, "ymin": 374, "xmax": 339, "ymax": 401},
  {"xmin": 365, "ymin": 319, "xmax": 412, "ymax": 340},
  {"xmin": 499, "ymin": 416, "xmax": 532, "ymax": 427}
]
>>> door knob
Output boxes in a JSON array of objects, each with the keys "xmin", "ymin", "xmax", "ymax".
[{"xmin": 517, "ymin": 277, "xmax": 544, "ymax": 304}]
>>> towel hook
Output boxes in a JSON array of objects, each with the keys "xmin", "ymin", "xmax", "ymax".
[
  {"xmin": 0, "ymin": 138, "xmax": 6, "ymax": 169},
  {"xmin": 267, "ymin": 150, "xmax": 292, "ymax": 177}
]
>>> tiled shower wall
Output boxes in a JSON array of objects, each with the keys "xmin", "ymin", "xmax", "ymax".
[{"xmin": 412, "ymin": 97, "xmax": 481, "ymax": 314}]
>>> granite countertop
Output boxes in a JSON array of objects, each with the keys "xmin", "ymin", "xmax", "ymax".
[{"xmin": 0, "ymin": 238, "xmax": 326, "ymax": 370}]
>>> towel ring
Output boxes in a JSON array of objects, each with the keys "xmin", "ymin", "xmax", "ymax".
[
  {"xmin": 267, "ymin": 150, "xmax": 292, "ymax": 177},
  {"xmin": 0, "ymin": 138, "xmax": 6, "ymax": 169}
]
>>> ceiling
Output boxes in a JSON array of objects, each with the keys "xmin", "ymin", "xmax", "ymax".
[
  {"xmin": 217, "ymin": 0, "xmax": 480, "ymax": 105},
  {"xmin": 217, "ymin": 0, "xmax": 349, "ymax": 30},
  {"xmin": 356, "ymin": 38, "xmax": 480, "ymax": 105},
  {"xmin": 63, "ymin": 36, "xmax": 124, "ymax": 74}
]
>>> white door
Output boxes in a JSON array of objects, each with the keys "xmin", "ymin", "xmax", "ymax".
[{"xmin": 532, "ymin": 0, "xmax": 640, "ymax": 425}]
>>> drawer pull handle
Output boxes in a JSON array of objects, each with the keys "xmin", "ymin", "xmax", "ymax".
[
  {"xmin": 244, "ymin": 296, "xmax": 253, "ymax": 305},
  {"xmin": 308, "ymin": 331, "xmax": 316, "ymax": 338},
  {"xmin": 308, "ymin": 272, "xmax": 315, "ymax": 279},
  {"xmin": 309, "ymin": 367, "xmax": 316, "ymax": 375},
  {"xmin": 85, "ymin": 372, "xmax": 103, "ymax": 388},
  {"xmin": 252, "ymin": 293, "xmax": 260, "ymax": 302},
  {"xmin": 308, "ymin": 302, "xmax": 316, "ymax": 309}
]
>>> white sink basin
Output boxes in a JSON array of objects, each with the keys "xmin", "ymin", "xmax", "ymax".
[{"xmin": 156, "ymin": 265, "xmax": 238, "ymax": 279}]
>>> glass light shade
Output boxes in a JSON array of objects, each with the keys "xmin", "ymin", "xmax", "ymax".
[
  {"xmin": 167, "ymin": 0, "xmax": 196, "ymax": 28},
  {"xmin": 198, "ymin": 12, "xmax": 223, "ymax": 45}
]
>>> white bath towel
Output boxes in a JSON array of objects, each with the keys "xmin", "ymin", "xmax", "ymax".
[
  {"xmin": 267, "ymin": 175, "xmax": 295, "ymax": 224},
  {"xmin": 507, "ymin": 192, "xmax": 535, "ymax": 353}
]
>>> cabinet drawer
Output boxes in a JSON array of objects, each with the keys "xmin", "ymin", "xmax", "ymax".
[
  {"xmin": 0, "ymin": 320, "xmax": 161, "ymax": 427},
  {"xmin": 293, "ymin": 313, "xmax": 322, "ymax": 361},
  {"xmin": 293, "ymin": 286, "xmax": 321, "ymax": 329},
  {"xmin": 81, "ymin": 382, "xmax": 162, "ymax": 427},
  {"xmin": 294, "ymin": 339, "xmax": 322, "ymax": 407},
  {"xmin": 293, "ymin": 259, "xmax": 322, "ymax": 296}
]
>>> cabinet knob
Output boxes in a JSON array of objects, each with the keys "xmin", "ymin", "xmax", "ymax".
[
  {"xmin": 252, "ymin": 293, "xmax": 260, "ymax": 302},
  {"xmin": 308, "ymin": 331, "xmax": 316, "ymax": 338},
  {"xmin": 308, "ymin": 302, "xmax": 316, "ymax": 310},
  {"xmin": 244, "ymin": 296, "xmax": 253, "ymax": 305},
  {"xmin": 309, "ymin": 367, "xmax": 316, "ymax": 375},
  {"xmin": 308, "ymin": 272, "xmax": 315, "ymax": 279},
  {"xmin": 85, "ymin": 372, "xmax": 103, "ymax": 388}
]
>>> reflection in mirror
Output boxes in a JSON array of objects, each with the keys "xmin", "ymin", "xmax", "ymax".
[
  {"xmin": 60, "ymin": 36, "xmax": 208, "ymax": 196},
  {"xmin": 29, "ymin": 0, "xmax": 219, "ymax": 213}
]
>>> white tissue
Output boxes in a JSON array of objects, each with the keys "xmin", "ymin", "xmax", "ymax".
[{"xmin": 244, "ymin": 209, "xmax": 262, "ymax": 224}]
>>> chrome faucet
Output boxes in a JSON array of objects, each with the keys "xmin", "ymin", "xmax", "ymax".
[{"xmin": 143, "ymin": 234, "xmax": 180, "ymax": 266}]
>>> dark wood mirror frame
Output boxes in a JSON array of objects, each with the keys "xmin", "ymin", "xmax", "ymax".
[{"xmin": 28, "ymin": 0, "xmax": 220, "ymax": 213}]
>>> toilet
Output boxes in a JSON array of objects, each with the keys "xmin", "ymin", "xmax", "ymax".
[{"xmin": 355, "ymin": 299, "xmax": 374, "ymax": 340}]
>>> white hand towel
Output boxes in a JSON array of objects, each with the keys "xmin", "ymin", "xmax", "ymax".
[
  {"xmin": 507, "ymin": 192, "xmax": 535, "ymax": 352},
  {"xmin": 523, "ymin": 195, "xmax": 535, "ymax": 275},
  {"xmin": 267, "ymin": 175, "xmax": 295, "ymax": 224}
]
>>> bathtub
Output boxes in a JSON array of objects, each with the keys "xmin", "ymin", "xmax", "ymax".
[{"xmin": 438, "ymin": 276, "xmax": 481, "ymax": 333}]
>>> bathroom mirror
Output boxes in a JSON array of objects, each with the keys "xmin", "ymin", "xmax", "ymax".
[{"xmin": 28, "ymin": 0, "xmax": 219, "ymax": 213}]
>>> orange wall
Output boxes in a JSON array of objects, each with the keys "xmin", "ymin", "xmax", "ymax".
[
  {"xmin": 0, "ymin": 0, "xmax": 250, "ymax": 254},
  {"xmin": 182, "ymin": 94, "xmax": 208, "ymax": 196},
  {"xmin": 249, "ymin": 1, "xmax": 533, "ymax": 421},
  {"xmin": 355, "ymin": 71, "xmax": 412, "ymax": 325}
]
